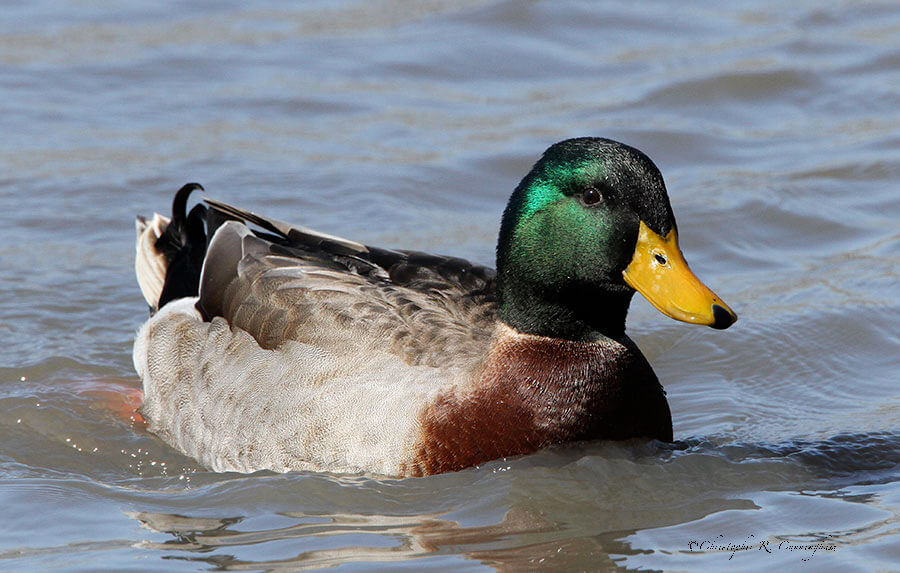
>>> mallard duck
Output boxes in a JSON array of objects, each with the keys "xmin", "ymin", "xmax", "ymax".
[{"xmin": 133, "ymin": 137, "xmax": 736, "ymax": 477}]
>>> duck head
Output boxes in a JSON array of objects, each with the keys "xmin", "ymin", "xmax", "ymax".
[{"xmin": 496, "ymin": 137, "xmax": 736, "ymax": 341}]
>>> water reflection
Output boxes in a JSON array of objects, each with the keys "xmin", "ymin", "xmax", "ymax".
[
  {"xmin": 132, "ymin": 506, "xmax": 566, "ymax": 570},
  {"xmin": 125, "ymin": 430, "xmax": 900, "ymax": 570}
]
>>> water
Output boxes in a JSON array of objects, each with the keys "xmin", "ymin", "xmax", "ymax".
[{"xmin": 1, "ymin": 1, "xmax": 898, "ymax": 570}]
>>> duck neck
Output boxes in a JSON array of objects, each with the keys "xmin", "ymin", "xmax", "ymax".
[{"xmin": 497, "ymin": 280, "xmax": 635, "ymax": 342}]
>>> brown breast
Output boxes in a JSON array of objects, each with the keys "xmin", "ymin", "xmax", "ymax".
[{"xmin": 403, "ymin": 325, "xmax": 672, "ymax": 476}]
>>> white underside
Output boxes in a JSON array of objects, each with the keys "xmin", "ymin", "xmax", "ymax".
[{"xmin": 134, "ymin": 298, "xmax": 455, "ymax": 475}]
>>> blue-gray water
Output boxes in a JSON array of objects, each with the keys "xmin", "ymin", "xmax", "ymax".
[{"xmin": 1, "ymin": 1, "xmax": 899, "ymax": 571}]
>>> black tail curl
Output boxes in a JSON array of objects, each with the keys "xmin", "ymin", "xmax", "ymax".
[{"xmin": 156, "ymin": 183, "xmax": 208, "ymax": 308}]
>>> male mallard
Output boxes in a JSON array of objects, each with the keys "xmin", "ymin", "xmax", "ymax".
[{"xmin": 133, "ymin": 137, "xmax": 736, "ymax": 477}]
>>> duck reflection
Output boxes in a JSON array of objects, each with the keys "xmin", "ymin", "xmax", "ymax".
[{"xmin": 130, "ymin": 506, "xmax": 628, "ymax": 570}]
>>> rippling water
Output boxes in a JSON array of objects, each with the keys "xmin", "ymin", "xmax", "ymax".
[{"xmin": 1, "ymin": 1, "xmax": 898, "ymax": 571}]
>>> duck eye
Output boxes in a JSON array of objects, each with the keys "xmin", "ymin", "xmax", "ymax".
[
  {"xmin": 654, "ymin": 252, "xmax": 668, "ymax": 265},
  {"xmin": 581, "ymin": 188, "xmax": 602, "ymax": 206}
]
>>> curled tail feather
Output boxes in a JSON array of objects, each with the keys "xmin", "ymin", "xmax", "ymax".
[{"xmin": 134, "ymin": 183, "xmax": 208, "ymax": 311}]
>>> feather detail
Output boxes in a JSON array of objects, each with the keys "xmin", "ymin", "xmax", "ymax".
[
  {"xmin": 130, "ymin": 138, "xmax": 734, "ymax": 477},
  {"xmin": 134, "ymin": 213, "xmax": 170, "ymax": 309}
]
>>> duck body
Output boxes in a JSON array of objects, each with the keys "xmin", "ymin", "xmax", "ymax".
[{"xmin": 133, "ymin": 138, "xmax": 734, "ymax": 477}]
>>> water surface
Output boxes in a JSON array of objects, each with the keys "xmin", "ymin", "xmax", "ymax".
[{"xmin": 1, "ymin": 1, "xmax": 898, "ymax": 571}]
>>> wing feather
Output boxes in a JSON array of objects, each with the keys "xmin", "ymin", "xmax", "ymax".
[{"xmin": 197, "ymin": 202, "xmax": 498, "ymax": 368}]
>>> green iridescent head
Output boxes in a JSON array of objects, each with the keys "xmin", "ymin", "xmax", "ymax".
[{"xmin": 496, "ymin": 138, "xmax": 680, "ymax": 340}]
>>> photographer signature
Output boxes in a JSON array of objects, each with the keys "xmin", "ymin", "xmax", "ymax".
[{"xmin": 687, "ymin": 533, "xmax": 837, "ymax": 561}]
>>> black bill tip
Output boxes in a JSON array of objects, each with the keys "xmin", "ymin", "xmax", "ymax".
[{"xmin": 711, "ymin": 304, "xmax": 737, "ymax": 330}]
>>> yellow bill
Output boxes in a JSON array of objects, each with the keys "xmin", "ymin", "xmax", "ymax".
[{"xmin": 623, "ymin": 221, "xmax": 737, "ymax": 329}]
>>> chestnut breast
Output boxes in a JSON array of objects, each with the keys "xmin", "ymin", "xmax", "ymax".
[{"xmin": 403, "ymin": 325, "xmax": 672, "ymax": 476}]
